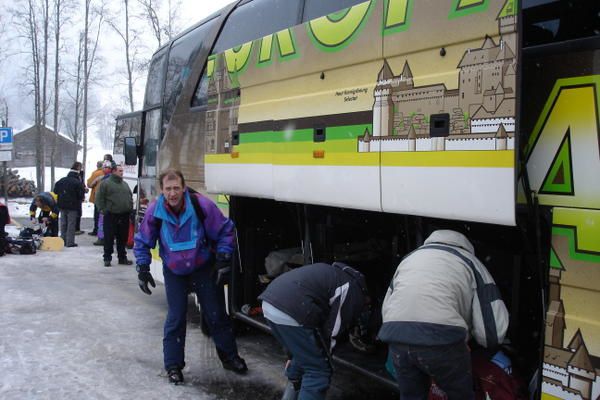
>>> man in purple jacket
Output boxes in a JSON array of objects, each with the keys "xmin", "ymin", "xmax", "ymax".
[{"xmin": 133, "ymin": 168, "xmax": 247, "ymax": 385}]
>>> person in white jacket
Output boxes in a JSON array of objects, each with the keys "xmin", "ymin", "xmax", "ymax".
[{"xmin": 379, "ymin": 229, "xmax": 508, "ymax": 400}]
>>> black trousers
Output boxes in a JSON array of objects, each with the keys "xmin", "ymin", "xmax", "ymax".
[
  {"xmin": 103, "ymin": 212, "xmax": 129, "ymax": 262},
  {"xmin": 0, "ymin": 228, "xmax": 6, "ymax": 256},
  {"xmin": 38, "ymin": 211, "xmax": 59, "ymax": 237},
  {"xmin": 76, "ymin": 202, "xmax": 82, "ymax": 231}
]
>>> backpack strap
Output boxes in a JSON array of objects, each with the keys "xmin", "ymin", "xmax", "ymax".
[
  {"xmin": 418, "ymin": 243, "xmax": 501, "ymax": 348},
  {"xmin": 187, "ymin": 190, "xmax": 206, "ymax": 225}
]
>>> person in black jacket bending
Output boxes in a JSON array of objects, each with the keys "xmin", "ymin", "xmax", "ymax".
[
  {"xmin": 54, "ymin": 169, "xmax": 85, "ymax": 247},
  {"xmin": 258, "ymin": 262, "xmax": 369, "ymax": 400}
]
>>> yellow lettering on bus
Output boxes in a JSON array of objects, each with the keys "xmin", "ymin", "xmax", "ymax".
[
  {"xmin": 448, "ymin": 0, "xmax": 488, "ymax": 19},
  {"xmin": 258, "ymin": 29, "xmax": 297, "ymax": 65},
  {"xmin": 307, "ymin": 0, "xmax": 373, "ymax": 52},
  {"xmin": 224, "ymin": 42, "xmax": 253, "ymax": 76},
  {"xmin": 206, "ymin": 55, "xmax": 215, "ymax": 78},
  {"xmin": 383, "ymin": 0, "xmax": 412, "ymax": 35}
]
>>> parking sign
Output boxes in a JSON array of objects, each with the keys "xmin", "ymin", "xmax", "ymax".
[{"xmin": 0, "ymin": 127, "xmax": 13, "ymax": 150}]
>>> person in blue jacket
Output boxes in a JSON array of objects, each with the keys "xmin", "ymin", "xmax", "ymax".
[{"xmin": 133, "ymin": 168, "xmax": 247, "ymax": 385}]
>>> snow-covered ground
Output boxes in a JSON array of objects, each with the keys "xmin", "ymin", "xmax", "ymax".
[
  {"xmin": 6, "ymin": 197, "xmax": 94, "ymax": 219},
  {"xmin": 0, "ymin": 232, "xmax": 396, "ymax": 400}
]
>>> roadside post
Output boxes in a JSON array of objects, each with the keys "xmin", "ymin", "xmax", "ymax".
[{"xmin": 0, "ymin": 127, "xmax": 13, "ymax": 203}]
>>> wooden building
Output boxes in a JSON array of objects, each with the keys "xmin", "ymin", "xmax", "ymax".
[{"xmin": 8, "ymin": 125, "xmax": 80, "ymax": 169}]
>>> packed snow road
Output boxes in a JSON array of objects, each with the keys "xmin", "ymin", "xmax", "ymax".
[{"xmin": 0, "ymin": 218, "xmax": 397, "ymax": 400}]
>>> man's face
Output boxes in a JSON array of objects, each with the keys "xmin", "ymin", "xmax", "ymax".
[
  {"xmin": 162, "ymin": 177, "xmax": 184, "ymax": 209},
  {"xmin": 35, "ymin": 199, "xmax": 42, "ymax": 208},
  {"xmin": 113, "ymin": 166, "xmax": 124, "ymax": 177}
]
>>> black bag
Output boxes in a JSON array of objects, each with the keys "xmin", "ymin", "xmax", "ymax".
[
  {"xmin": 19, "ymin": 227, "xmax": 42, "ymax": 238},
  {"xmin": 6, "ymin": 237, "xmax": 37, "ymax": 254}
]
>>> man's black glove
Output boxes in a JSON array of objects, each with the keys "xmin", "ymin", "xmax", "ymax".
[
  {"xmin": 214, "ymin": 252, "xmax": 232, "ymax": 286},
  {"xmin": 136, "ymin": 264, "xmax": 155, "ymax": 295}
]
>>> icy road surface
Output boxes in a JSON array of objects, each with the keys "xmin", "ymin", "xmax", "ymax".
[{"xmin": 0, "ymin": 219, "xmax": 397, "ymax": 400}]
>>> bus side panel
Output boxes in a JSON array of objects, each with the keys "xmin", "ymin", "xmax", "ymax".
[
  {"xmin": 379, "ymin": 0, "xmax": 518, "ymax": 225},
  {"xmin": 206, "ymin": 0, "xmax": 384, "ymax": 211},
  {"xmin": 522, "ymin": 48, "xmax": 600, "ymax": 399},
  {"xmin": 205, "ymin": 0, "xmax": 519, "ymax": 224}
]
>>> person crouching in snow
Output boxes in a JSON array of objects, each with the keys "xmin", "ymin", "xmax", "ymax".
[
  {"xmin": 258, "ymin": 262, "xmax": 369, "ymax": 400},
  {"xmin": 29, "ymin": 191, "xmax": 60, "ymax": 237}
]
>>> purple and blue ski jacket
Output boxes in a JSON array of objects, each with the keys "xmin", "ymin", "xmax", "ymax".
[{"xmin": 133, "ymin": 190, "xmax": 234, "ymax": 275}]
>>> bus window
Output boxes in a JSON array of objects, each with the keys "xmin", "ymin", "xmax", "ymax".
[
  {"xmin": 129, "ymin": 113, "xmax": 142, "ymax": 141},
  {"xmin": 142, "ymin": 108, "xmax": 161, "ymax": 177},
  {"xmin": 143, "ymin": 48, "xmax": 167, "ymax": 109},
  {"xmin": 113, "ymin": 118, "xmax": 130, "ymax": 156},
  {"xmin": 301, "ymin": 0, "xmax": 369, "ymax": 22},
  {"xmin": 191, "ymin": 70, "xmax": 210, "ymax": 108},
  {"xmin": 163, "ymin": 18, "xmax": 216, "ymax": 133},
  {"xmin": 212, "ymin": 0, "xmax": 302, "ymax": 54},
  {"xmin": 522, "ymin": 0, "xmax": 600, "ymax": 47}
]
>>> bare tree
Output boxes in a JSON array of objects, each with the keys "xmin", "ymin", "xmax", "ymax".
[
  {"xmin": 17, "ymin": 0, "xmax": 47, "ymax": 191},
  {"xmin": 164, "ymin": 0, "xmax": 182, "ymax": 41},
  {"xmin": 11, "ymin": 0, "xmax": 54, "ymax": 191},
  {"xmin": 62, "ymin": 32, "xmax": 84, "ymax": 161},
  {"xmin": 138, "ymin": 0, "xmax": 162, "ymax": 47},
  {"xmin": 83, "ymin": 0, "xmax": 91, "ymax": 178},
  {"xmin": 138, "ymin": 0, "xmax": 182, "ymax": 47},
  {"xmin": 107, "ymin": 0, "xmax": 137, "ymax": 112},
  {"xmin": 50, "ymin": 0, "xmax": 70, "ymax": 187},
  {"xmin": 82, "ymin": 0, "xmax": 105, "ymax": 173},
  {"xmin": 96, "ymin": 109, "xmax": 122, "ymax": 150},
  {"xmin": 0, "ymin": 15, "xmax": 7, "ymax": 66},
  {"xmin": 0, "ymin": 98, "xmax": 8, "ymax": 127}
]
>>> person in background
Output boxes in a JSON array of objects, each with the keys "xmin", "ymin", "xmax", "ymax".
[
  {"xmin": 379, "ymin": 229, "xmax": 509, "ymax": 400},
  {"xmin": 0, "ymin": 200, "xmax": 10, "ymax": 256},
  {"xmin": 87, "ymin": 161, "xmax": 104, "ymax": 236},
  {"xmin": 95, "ymin": 163, "xmax": 133, "ymax": 267},
  {"xmin": 93, "ymin": 161, "xmax": 114, "ymax": 246},
  {"xmin": 53, "ymin": 168, "xmax": 85, "ymax": 247},
  {"xmin": 134, "ymin": 169, "xmax": 247, "ymax": 385},
  {"xmin": 69, "ymin": 161, "xmax": 87, "ymax": 235},
  {"xmin": 258, "ymin": 262, "xmax": 369, "ymax": 400},
  {"xmin": 29, "ymin": 191, "xmax": 59, "ymax": 237},
  {"xmin": 104, "ymin": 153, "xmax": 113, "ymax": 162}
]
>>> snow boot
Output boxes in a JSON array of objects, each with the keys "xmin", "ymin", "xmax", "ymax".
[
  {"xmin": 167, "ymin": 367, "xmax": 184, "ymax": 385},
  {"xmin": 221, "ymin": 355, "xmax": 248, "ymax": 374}
]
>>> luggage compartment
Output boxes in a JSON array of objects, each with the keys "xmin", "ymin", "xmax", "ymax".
[{"xmin": 229, "ymin": 196, "xmax": 547, "ymax": 389}]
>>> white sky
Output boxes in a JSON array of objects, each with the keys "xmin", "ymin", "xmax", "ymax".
[{"xmin": 0, "ymin": 0, "xmax": 233, "ymax": 168}]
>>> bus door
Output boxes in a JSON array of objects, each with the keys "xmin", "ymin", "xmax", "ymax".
[{"xmin": 379, "ymin": 0, "xmax": 519, "ymax": 226}]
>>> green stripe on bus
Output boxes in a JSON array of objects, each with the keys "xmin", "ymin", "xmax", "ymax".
[{"xmin": 239, "ymin": 124, "xmax": 371, "ymax": 144}]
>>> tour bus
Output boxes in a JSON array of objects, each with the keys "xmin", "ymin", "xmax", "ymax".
[{"xmin": 121, "ymin": 0, "xmax": 600, "ymax": 397}]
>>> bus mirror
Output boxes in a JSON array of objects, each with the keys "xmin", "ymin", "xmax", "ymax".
[{"xmin": 124, "ymin": 137, "xmax": 138, "ymax": 165}]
